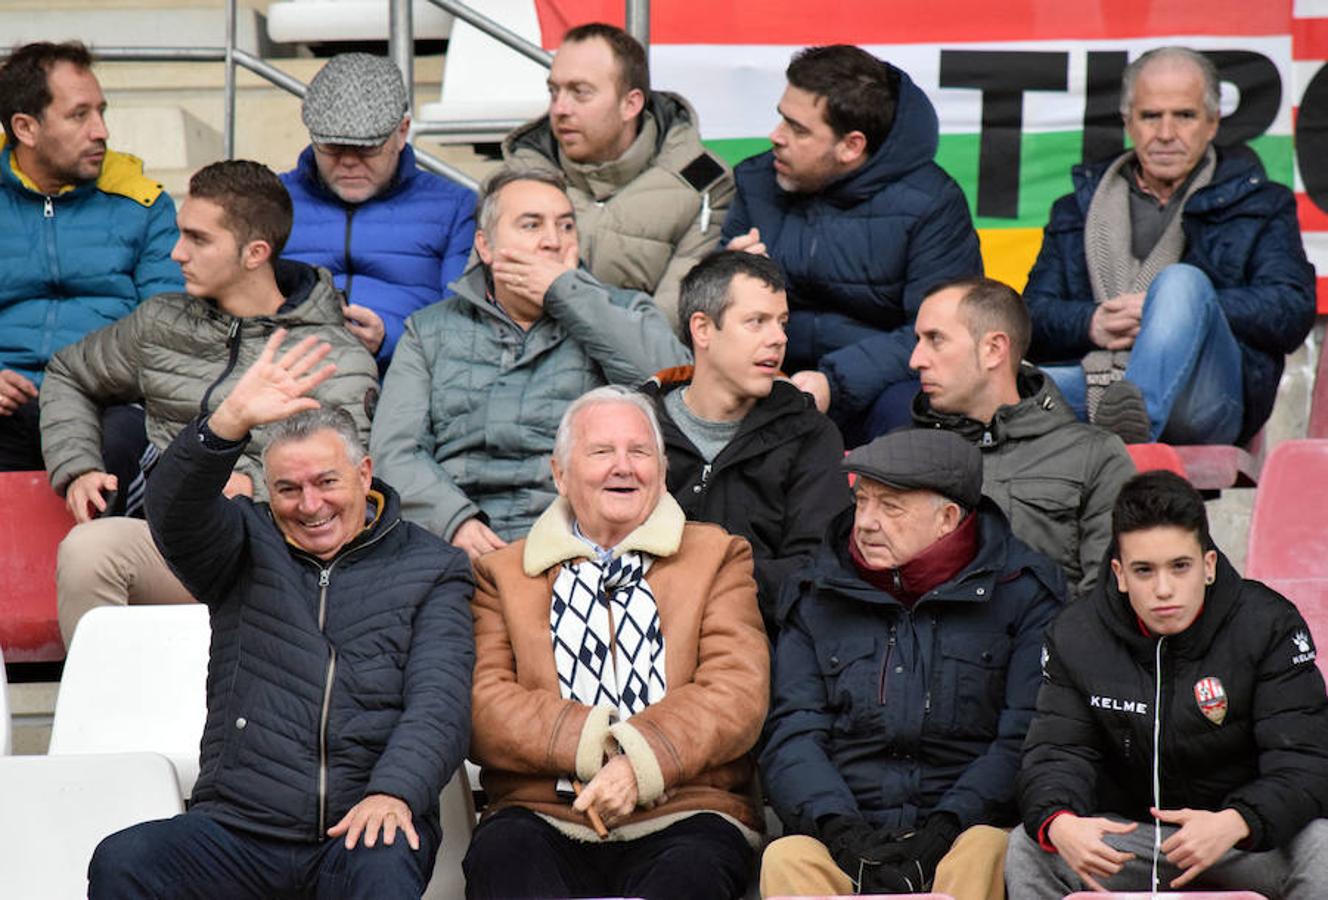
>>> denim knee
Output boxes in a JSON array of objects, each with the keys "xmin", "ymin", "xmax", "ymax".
[{"xmin": 87, "ymin": 822, "xmax": 159, "ymax": 895}]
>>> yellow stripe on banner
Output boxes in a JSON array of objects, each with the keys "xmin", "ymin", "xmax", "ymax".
[{"xmin": 978, "ymin": 228, "xmax": 1045, "ymax": 293}]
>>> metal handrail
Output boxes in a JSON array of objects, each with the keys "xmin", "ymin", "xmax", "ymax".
[{"xmin": 0, "ymin": 0, "xmax": 650, "ymax": 194}]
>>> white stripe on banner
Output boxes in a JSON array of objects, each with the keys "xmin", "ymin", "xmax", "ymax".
[
  {"xmin": 1296, "ymin": 0, "xmax": 1328, "ymax": 17},
  {"xmin": 1299, "ymin": 231, "xmax": 1328, "ymax": 273},
  {"xmin": 651, "ymin": 36, "xmax": 1293, "ymax": 142}
]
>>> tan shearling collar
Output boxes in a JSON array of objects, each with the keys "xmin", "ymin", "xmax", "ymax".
[{"xmin": 522, "ymin": 492, "xmax": 685, "ymax": 576}]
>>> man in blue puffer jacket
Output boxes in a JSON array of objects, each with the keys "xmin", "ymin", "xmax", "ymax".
[
  {"xmin": 0, "ymin": 41, "xmax": 181, "ymax": 472},
  {"xmin": 722, "ymin": 45, "xmax": 983, "ymax": 442},
  {"xmin": 281, "ymin": 53, "xmax": 475, "ymax": 371},
  {"xmin": 1024, "ymin": 47, "xmax": 1315, "ymax": 446},
  {"xmin": 89, "ymin": 334, "xmax": 475, "ymax": 899}
]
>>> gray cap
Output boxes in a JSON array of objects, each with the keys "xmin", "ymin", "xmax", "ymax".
[
  {"xmin": 302, "ymin": 53, "xmax": 408, "ymax": 146},
  {"xmin": 844, "ymin": 428, "xmax": 983, "ymax": 509}
]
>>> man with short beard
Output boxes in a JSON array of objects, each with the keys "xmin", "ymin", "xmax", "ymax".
[{"xmin": 0, "ymin": 41, "xmax": 181, "ymax": 475}]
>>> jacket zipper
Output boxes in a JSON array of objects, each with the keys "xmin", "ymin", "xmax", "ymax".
[
  {"xmin": 199, "ymin": 319, "xmax": 243, "ymax": 416},
  {"xmin": 692, "ymin": 462, "xmax": 712, "ymax": 495},
  {"xmin": 878, "ymin": 625, "xmax": 898, "ymax": 703},
  {"xmin": 342, "ymin": 206, "xmax": 356, "ymax": 301},
  {"xmin": 300, "ymin": 519, "xmax": 399, "ymax": 839},
  {"xmin": 317, "ymin": 566, "xmax": 335, "ymax": 838},
  {"xmin": 1149, "ymin": 637, "xmax": 1166, "ymax": 894},
  {"xmin": 43, "ymin": 196, "xmax": 53, "ymax": 218}
]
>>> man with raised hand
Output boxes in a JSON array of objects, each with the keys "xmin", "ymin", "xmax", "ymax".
[{"xmin": 88, "ymin": 331, "xmax": 474, "ymax": 900}]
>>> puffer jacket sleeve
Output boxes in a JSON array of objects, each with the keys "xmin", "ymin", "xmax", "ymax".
[
  {"xmin": 469, "ymin": 552, "xmax": 602, "ymax": 777},
  {"xmin": 1017, "ymin": 611, "xmax": 1105, "ymax": 839},
  {"xmin": 367, "ymin": 547, "xmax": 476, "ymax": 816},
  {"xmin": 1206, "ymin": 187, "xmax": 1316, "ymax": 358},
  {"xmin": 144, "ymin": 418, "xmax": 250, "ymax": 608},
  {"xmin": 1024, "ymin": 196, "xmax": 1098, "ymax": 362},
  {"xmin": 649, "ymin": 167, "xmax": 735, "ymax": 324},
  {"xmin": 371, "ymin": 318, "xmax": 482, "ymax": 540},
  {"xmin": 132, "ymin": 192, "xmax": 184, "ymax": 300},
  {"xmin": 933, "ymin": 569, "xmax": 1062, "ymax": 829},
  {"xmin": 40, "ymin": 307, "xmax": 148, "ymax": 494},
  {"xmin": 608, "ymin": 536, "xmax": 768, "ymax": 804},
  {"xmin": 542, "ymin": 269, "xmax": 691, "ymax": 386},
  {"xmin": 818, "ymin": 183, "xmax": 983, "ymax": 417},
  {"xmin": 719, "ymin": 169, "xmax": 753, "ymax": 246},
  {"xmin": 438, "ymin": 198, "xmax": 475, "ymax": 302},
  {"xmin": 1222, "ymin": 590, "xmax": 1328, "ymax": 851},
  {"xmin": 760, "ymin": 591, "xmax": 863, "ymax": 833},
  {"xmin": 1075, "ymin": 433, "xmax": 1134, "ymax": 599},
  {"xmin": 759, "ymin": 417, "xmax": 850, "ymax": 614}
]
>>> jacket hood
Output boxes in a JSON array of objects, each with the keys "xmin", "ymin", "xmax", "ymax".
[
  {"xmin": 503, "ymin": 90, "xmax": 698, "ymax": 165},
  {"xmin": 1092, "ymin": 541, "xmax": 1244, "ymax": 661},
  {"xmin": 1, "ymin": 136, "xmax": 165, "ymax": 206},
  {"xmin": 815, "ymin": 66, "xmax": 940, "ymax": 207},
  {"xmin": 190, "ymin": 260, "xmax": 343, "ymax": 328},
  {"xmin": 792, "ymin": 497, "xmax": 1048, "ymax": 616},
  {"xmin": 912, "ymin": 365, "xmax": 1077, "ymax": 446},
  {"xmin": 644, "ymin": 368, "xmax": 822, "ymax": 440},
  {"xmin": 292, "ymin": 141, "xmax": 421, "ymax": 204}
]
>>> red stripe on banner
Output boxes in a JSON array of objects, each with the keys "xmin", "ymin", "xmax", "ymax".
[
  {"xmin": 1293, "ymin": 17, "xmax": 1328, "ymax": 60},
  {"xmin": 1299, "ymin": 194, "xmax": 1328, "ymax": 232},
  {"xmin": 1319, "ymin": 277, "xmax": 1328, "ymax": 315},
  {"xmin": 534, "ymin": 0, "xmax": 1290, "ymax": 47}
]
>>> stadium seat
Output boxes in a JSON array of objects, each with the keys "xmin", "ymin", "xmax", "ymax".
[
  {"xmin": 1172, "ymin": 434, "xmax": 1263, "ymax": 491},
  {"xmin": 1245, "ymin": 439, "xmax": 1328, "ymax": 678},
  {"xmin": 0, "ymin": 471, "xmax": 74, "ymax": 663},
  {"xmin": 0, "ymin": 644, "xmax": 9, "ymax": 755},
  {"xmin": 48, "ymin": 605, "xmax": 210, "ymax": 799},
  {"xmin": 767, "ymin": 895, "xmax": 955, "ymax": 899},
  {"xmin": 422, "ymin": 768, "xmax": 478, "ymax": 900},
  {"xmin": 1307, "ymin": 325, "xmax": 1328, "ymax": 440},
  {"xmin": 0, "ymin": 752, "xmax": 183, "ymax": 898},
  {"xmin": 1124, "ymin": 443, "xmax": 1182, "ymax": 477},
  {"xmin": 1064, "ymin": 893, "xmax": 1267, "ymax": 899}
]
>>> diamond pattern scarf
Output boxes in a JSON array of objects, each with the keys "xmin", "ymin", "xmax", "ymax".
[{"xmin": 550, "ymin": 551, "xmax": 667, "ymax": 720}]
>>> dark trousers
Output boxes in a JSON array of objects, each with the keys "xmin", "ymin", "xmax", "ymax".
[
  {"xmin": 463, "ymin": 807, "xmax": 753, "ymax": 900},
  {"xmin": 0, "ymin": 398, "xmax": 146, "ymax": 515},
  {"xmin": 88, "ymin": 811, "xmax": 440, "ymax": 900}
]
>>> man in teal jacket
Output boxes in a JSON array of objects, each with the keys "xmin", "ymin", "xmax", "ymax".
[{"xmin": 0, "ymin": 41, "xmax": 181, "ymax": 474}]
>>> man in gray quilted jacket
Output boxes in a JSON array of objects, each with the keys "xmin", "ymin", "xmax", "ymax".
[
  {"xmin": 370, "ymin": 167, "xmax": 689, "ymax": 562},
  {"xmin": 40, "ymin": 160, "xmax": 378, "ymax": 646}
]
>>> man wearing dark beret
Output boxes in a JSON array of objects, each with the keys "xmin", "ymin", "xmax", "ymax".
[{"xmin": 759, "ymin": 428, "xmax": 1066, "ymax": 900}]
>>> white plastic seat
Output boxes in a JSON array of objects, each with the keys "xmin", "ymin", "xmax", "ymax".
[
  {"xmin": 417, "ymin": 0, "xmax": 548, "ymax": 140},
  {"xmin": 49, "ymin": 605, "xmax": 210, "ymax": 798},
  {"xmin": 0, "ymin": 752, "xmax": 183, "ymax": 898},
  {"xmin": 423, "ymin": 767, "xmax": 477, "ymax": 900}
]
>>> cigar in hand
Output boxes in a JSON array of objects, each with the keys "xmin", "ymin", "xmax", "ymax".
[{"xmin": 571, "ymin": 780, "xmax": 610, "ymax": 838}]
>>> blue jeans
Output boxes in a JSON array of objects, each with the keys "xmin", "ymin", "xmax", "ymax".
[
  {"xmin": 88, "ymin": 811, "xmax": 440, "ymax": 899},
  {"xmin": 1042, "ymin": 264, "xmax": 1244, "ymax": 444}
]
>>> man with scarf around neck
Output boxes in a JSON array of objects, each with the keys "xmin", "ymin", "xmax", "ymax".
[
  {"xmin": 463, "ymin": 386, "xmax": 768, "ymax": 900},
  {"xmin": 910, "ymin": 277, "xmax": 1134, "ymax": 601},
  {"xmin": 1024, "ymin": 46, "xmax": 1314, "ymax": 445},
  {"xmin": 1007, "ymin": 471, "xmax": 1328, "ymax": 898},
  {"xmin": 759, "ymin": 428, "xmax": 1065, "ymax": 900}
]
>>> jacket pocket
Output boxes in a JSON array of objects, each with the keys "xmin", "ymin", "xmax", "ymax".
[
  {"xmin": 1006, "ymin": 478, "xmax": 1081, "ymax": 570},
  {"xmin": 815, "ymin": 636, "xmax": 881, "ymax": 734},
  {"xmin": 934, "ymin": 630, "xmax": 1013, "ymax": 736}
]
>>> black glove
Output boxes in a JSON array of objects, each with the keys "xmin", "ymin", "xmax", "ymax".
[
  {"xmin": 869, "ymin": 813, "xmax": 962, "ymax": 890},
  {"xmin": 819, "ymin": 815, "xmax": 924, "ymax": 894}
]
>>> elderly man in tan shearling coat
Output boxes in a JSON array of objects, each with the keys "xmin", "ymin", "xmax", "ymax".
[{"xmin": 463, "ymin": 385, "xmax": 768, "ymax": 900}]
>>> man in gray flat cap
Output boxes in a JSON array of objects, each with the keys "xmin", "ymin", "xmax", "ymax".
[
  {"xmin": 759, "ymin": 428, "xmax": 1066, "ymax": 900},
  {"xmin": 281, "ymin": 52, "xmax": 475, "ymax": 370}
]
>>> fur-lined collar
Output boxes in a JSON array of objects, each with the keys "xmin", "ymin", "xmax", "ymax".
[{"xmin": 523, "ymin": 493, "xmax": 686, "ymax": 576}]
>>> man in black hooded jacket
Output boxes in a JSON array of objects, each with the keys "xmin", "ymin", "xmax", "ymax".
[{"xmin": 1007, "ymin": 470, "xmax": 1328, "ymax": 898}]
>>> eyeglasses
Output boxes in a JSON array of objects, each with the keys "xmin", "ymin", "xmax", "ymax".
[{"xmin": 312, "ymin": 139, "xmax": 394, "ymax": 160}]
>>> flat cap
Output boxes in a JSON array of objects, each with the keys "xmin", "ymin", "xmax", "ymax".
[
  {"xmin": 302, "ymin": 53, "xmax": 408, "ymax": 146},
  {"xmin": 844, "ymin": 428, "xmax": 983, "ymax": 509}
]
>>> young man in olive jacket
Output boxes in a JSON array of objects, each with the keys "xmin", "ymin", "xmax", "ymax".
[
  {"xmin": 1007, "ymin": 471, "xmax": 1328, "ymax": 898},
  {"xmin": 88, "ymin": 333, "xmax": 475, "ymax": 899},
  {"xmin": 642, "ymin": 251, "xmax": 849, "ymax": 632}
]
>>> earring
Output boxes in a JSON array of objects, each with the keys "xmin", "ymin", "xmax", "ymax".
[{"xmin": 1205, "ymin": 575, "xmax": 1215, "ymax": 585}]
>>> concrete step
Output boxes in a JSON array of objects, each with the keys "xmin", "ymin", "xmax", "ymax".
[
  {"xmin": 0, "ymin": 3, "xmax": 276, "ymax": 55},
  {"xmin": 8, "ymin": 681, "xmax": 57, "ymax": 756}
]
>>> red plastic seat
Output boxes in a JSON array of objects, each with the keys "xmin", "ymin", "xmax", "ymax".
[
  {"xmin": 767, "ymin": 896, "xmax": 954, "ymax": 899},
  {"xmin": 1065, "ymin": 892, "xmax": 1267, "ymax": 899},
  {"xmin": 1124, "ymin": 443, "xmax": 1184, "ymax": 477},
  {"xmin": 0, "ymin": 471, "xmax": 73, "ymax": 663},
  {"xmin": 1245, "ymin": 439, "xmax": 1328, "ymax": 679}
]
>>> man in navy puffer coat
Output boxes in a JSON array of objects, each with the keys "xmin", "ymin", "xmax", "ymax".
[
  {"xmin": 723, "ymin": 45, "xmax": 982, "ymax": 441},
  {"xmin": 281, "ymin": 53, "xmax": 475, "ymax": 371},
  {"xmin": 88, "ymin": 335, "xmax": 475, "ymax": 899}
]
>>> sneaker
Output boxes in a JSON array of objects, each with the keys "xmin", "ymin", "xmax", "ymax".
[{"xmin": 1094, "ymin": 379, "xmax": 1152, "ymax": 444}]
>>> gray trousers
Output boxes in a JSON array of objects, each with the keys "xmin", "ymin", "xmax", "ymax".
[{"xmin": 1005, "ymin": 816, "xmax": 1328, "ymax": 900}]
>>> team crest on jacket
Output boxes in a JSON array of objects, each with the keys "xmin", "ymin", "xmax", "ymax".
[
  {"xmin": 1194, "ymin": 676, "xmax": 1227, "ymax": 725},
  {"xmin": 1292, "ymin": 630, "xmax": 1317, "ymax": 666}
]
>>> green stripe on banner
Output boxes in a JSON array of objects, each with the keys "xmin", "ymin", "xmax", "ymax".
[{"xmin": 706, "ymin": 134, "xmax": 1296, "ymax": 231}]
